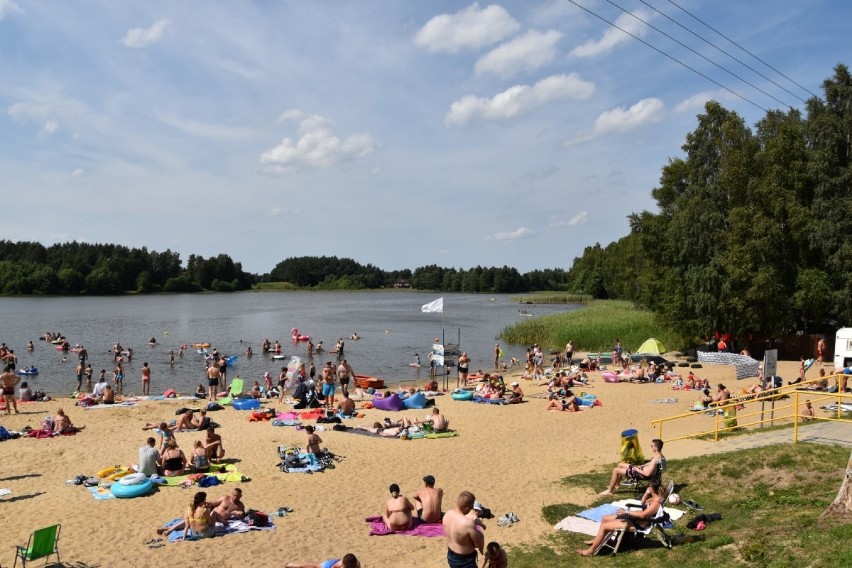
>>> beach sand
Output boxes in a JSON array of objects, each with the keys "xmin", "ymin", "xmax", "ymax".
[{"xmin": 0, "ymin": 359, "xmax": 807, "ymax": 567}]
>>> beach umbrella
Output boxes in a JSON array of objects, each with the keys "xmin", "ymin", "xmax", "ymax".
[{"xmin": 636, "ymin": 338, "xmax": 666, "ymax": 355}]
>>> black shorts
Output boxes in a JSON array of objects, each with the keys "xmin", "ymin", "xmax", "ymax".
[
  {"xmin": 447, "ymin": 548, "xmax": 477, "ymax": 568},
  {"xmin": 339, "ymin": 378, "xmax": 349, "ymax": 386},
  {"xmin": 208, "ymin": 377, "xmax": 219, "ymax": 387}
]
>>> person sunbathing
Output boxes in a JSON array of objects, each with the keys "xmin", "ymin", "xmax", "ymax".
[
  {"xmin": 161, "ymin": 437, "xmax": 187, "ymax": 476},
  {"xmin": 579, "ymin": 479, "xmax": 664, "ymax": 556},
  {"xmin": 175, "ymin": 410, "xmax": 195, "ymax": 431},
  {"xmin": 285, "ymin": 554, "xmax": 360, "ymax": 568},
  {"xmin": 599, "ymin": 438, "xmax": 665, "ymax": 495},
  {"xmin": 177, "ymin": 491, "xmax": 214, "ymax": 541},
  {"xmin": 53, "ymin": 408, "xmax": 85, "ymax": 434},
  {"xmin": 354, "ymin": 418, "xmax": 415, "ymax": 437},
  {"xmin": 506, "ymin": 382, "xmax": 524, "ymax": 404},
  {"xmin": 383, "ymin": 483, "xmax": 415, "ymax": 532}
]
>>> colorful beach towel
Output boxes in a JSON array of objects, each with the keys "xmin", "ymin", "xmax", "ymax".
[
  {"xmin": 162, "ymin": 517, "xmax": 275, "ymax": 542},
  {"xmin": 161, "ymin": 464, "xmax": 245, "ymax": 487},
  {"xmin": 365, "ymin": 516, "xmax": 445, "ymax": 537},
  {"xmin": 88, "ymin": 485, "xmax": 116, "ymax": 500},
  {"xmin": 472, "ymin": 396, "xmax": 508, "ymax": 405}
]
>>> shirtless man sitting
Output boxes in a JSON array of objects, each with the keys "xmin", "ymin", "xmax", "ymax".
[
  {"xmin": 53, "ymin": 408, "xmax": 85, "ymax": 434},
  {"xmin": 599, "ymin": 438, "xmax": 664, "ymax": 495},
  {"xmin": 711, "ymin": 383, "xmax": 731, "ymax": 406},
  {"xmin": 337, "ymin": 392, "xmax": 356, "ymax": 417},
  {"xmin": 443, "ymin": 491, "xmax": 484, "ymax": 568},
  {"xmin": 203, "ymin": 426, "xmax": 225, "ymax": 463},
  {"xmin": 422, "ymin": 407, "xmax": 448, "ymax": 432},
  {"xmin": 412, "ymin": 475, "xmax": 444, "ymax": 523},
  {"xmin": 175, "ymin": 410, "xmax": 195, "ymax": 431}
]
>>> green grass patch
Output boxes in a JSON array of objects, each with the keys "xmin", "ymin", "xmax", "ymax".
[
  {"xmin": 507, "ymin": 443, "xmax": 851, "ymax": 567},
  {"xmin": 500, "ymin": 299, "xmax": 685, "ymax": 352}
]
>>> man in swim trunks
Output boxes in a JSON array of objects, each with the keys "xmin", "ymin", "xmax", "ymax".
[
  {"xmin": 207, "ymin": 364, "xmax": 221, "ymax": 401},
  {"xmin": 75, "ymin": 361, "xmax": 84, "ymax": 392},
  {"xmin": 423, "ymin": 407, "xmax": 449, "ymax": 432},
  {"xmin": 444, "ymin": 491, "xmax": 484, "ymax": 568},
  {"xmin": 84, "ymin": 363, "xmax": 93, "ymax": 391},
  {"xmin": 141, "ymin": 361, "xmax": 151, "ymax": 396},
  {"xmin": 1, "ymin": 365, "xmax": 20, "ymax": 414},
  {"xmin": 336, "ymin": 360, "xmax": 354, "ymax": 397},
  {"xmin": 457, "ymin": 352, "xmax": 470, "ymax": 387},
  {"xmin": 412, "ymin": 474, "xmax": 444, "ymax": 523},
  {"xmin": 337, "ymin": 391, "xmax": 355, "ymax": 417},
  {"xmin": 284, "ymin": 553, "xmax": 360, "ymax": 568},
  {"xmin": 322, "ymin": 364, "xmax": 336, "ymax": 409},
  {"xmin": 817, "ymin": 336, "xmax": 826, "ymax": 367}
]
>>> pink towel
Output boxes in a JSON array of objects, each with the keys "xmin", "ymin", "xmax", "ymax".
[{"xmin": 365, "ymin": 516, "xmax": 445, "ymax": 537}]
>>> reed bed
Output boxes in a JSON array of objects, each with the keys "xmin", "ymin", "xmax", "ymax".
[{"xmin": 500, "ymin": 300, "xmax": 684, "ymax": 352}]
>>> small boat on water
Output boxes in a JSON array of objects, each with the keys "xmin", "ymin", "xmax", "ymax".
[{"xmin": 354, "ymin": 374, "xmax": 385, "ymax": 390}]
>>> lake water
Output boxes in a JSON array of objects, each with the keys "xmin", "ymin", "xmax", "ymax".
[{"xmin": 1, "ymin": 291, "xmax": 577, "ymax": 395}]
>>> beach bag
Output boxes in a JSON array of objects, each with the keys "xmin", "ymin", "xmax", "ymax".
[
  {"xmin": 206, "ymin": 402, "xmax": 223, "ymax": 411},
  {"xmin": 245, "ymin": 510, "xmax": 269, "ymax": 527},
  {"xmin": 197, "ymin": 475, "xmax": 220, "ymax": 488}
]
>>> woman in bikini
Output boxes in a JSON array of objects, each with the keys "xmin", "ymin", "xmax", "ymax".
[
  {"xmin": 382, "ymin": 483, "xmax": 415, "ymax": 532},
  {"xmin": 180, "ymin": 491, "xmax": 215, "ymax": 541},
  {"xmin": 161, "ymin": 437, "xmax": 187, "ymax": 477},
  {"xmin": 578, "ymin": 479, "xmax": 664, "ymax": 556},
  {"xmin": 191, "ymin": 440, "xmax": 210, "ymax": 473}
]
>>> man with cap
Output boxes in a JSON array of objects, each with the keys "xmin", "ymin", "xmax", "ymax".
[{"xmin": 412, "ymin": 474, "xmax": 444, "ymax": 523}]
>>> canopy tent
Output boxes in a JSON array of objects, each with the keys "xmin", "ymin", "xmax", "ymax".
[{"xmin": 636, "ymin": 338, "xmax": 666, "ymax": 355}]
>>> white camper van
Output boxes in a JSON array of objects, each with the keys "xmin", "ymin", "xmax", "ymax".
[{"xmin": 834, "ymin": 328, "xmax": 852, "ymax": 369}]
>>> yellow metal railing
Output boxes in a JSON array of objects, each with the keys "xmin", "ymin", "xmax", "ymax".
[{"xmin": 651, "ymin": 372, "xmax": 852, "ymax": 443}]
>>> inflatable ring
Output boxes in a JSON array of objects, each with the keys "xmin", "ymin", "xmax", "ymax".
[
  {"xmin": 232, "ymin": 397, "xmax": 260, "ymax": 411},
  {"xmin": 677, "ymin": 362, "xmax": 690, "ymax": 367},
  {"xmin": 111, "ymin": 478, "xmax": 154, "ymax": 499},
  {"xmin": 451, "ymin": 389, "xmax": 473, "ymax": 401},
  {"xmin": 192, "ymin": 343, "xmax": 211, "ymax": 348},
  {"xmin": 118, "ymin": 472, "xmax": 148, "ymax": 486}
]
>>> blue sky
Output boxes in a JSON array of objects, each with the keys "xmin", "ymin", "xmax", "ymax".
[{"xmin": 2, "ymin": 0, "xmax": 849, "ymax": 274}]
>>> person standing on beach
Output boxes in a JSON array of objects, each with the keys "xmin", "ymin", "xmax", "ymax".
[
  {"xmin": 84, "ymin": 363, "xmax": 94, "ymax": 391},
  {"xmin": 114, "ymin": 361, "xmax": 124, "ymax": 393},
  {"xmin": 458, "ymin": 352, "xmax": 470, "ymax": 387},
  {"xmin": 337, "ymin": 360, "xmax": 354, "ymax": 397},
  {"xmin": 141, "ymin": 362, "xmax": 151, "ymax": 396},
  {"xmin": 817, "ymin": 336, "xmax": 826, "ymax": 367},
  {"xmin": 493, "ymin": 344, "xmax": 500, "ymax": 370},
  {"xmin": 207, "ymin": 364, "xmax": 221, "ymax": 401},
  {"xmin": 322, "ymin": 364, "xmax": 336, "ymax": 409},
  {"xmin": 1, "ymin": 365, "xmax": 20, "ymax": 415},
  {"xmin": 444, "ymin": 491, "xmax": 484, "ymax": 568}
]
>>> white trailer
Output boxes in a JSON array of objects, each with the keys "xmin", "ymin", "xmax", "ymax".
[{"xmin": 834, "ymin": 328, "xmax": 852, "ymax": 369}]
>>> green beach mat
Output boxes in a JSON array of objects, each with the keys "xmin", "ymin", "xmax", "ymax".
[{"xmin": 160, "ymin": 464, "xmax": 245, "ymax": 487}]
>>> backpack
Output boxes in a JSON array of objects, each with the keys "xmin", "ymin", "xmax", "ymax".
[{"xmin": 197, "ymin": 475, "xmax": 220, "ymax": 488}]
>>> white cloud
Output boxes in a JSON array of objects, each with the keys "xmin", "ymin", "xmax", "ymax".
[
  {"xmin": 0, "ymin": 0, "xmax": 21, "ymax": 20},
  {"xmin": 275, "ymin": 109, "xmax": 305, "ymax": 124},
  {"xmin": 550, "ymin": 211, "xmax": 588, "ymax": 227},
  {"xmin": 267, "ymin": 208, "xmax": 281, "ymax": 218},
  {"xmin": 43, "ymin": 121, "xmax": 58, "ymax": 134},
  {"xmin": 566, "ymin": 98, "xmax": 665, "ymax": 145},
  {"xmin": 122, "ymin": 19, "xmax": 171, "ymax": 49},
  {"xmin": 414, "ymin": 3, "xmax": 519, "ymax": 53},
  {"xmin": 260, "ymin": 113, "xmax": 376, "ymax": 174},
  {"xmin": 475, "ymin": 30, "xmax": 561, "ymax": 78},
  {"xmin": 446, "ymin": 73, "xmax": 594, "ymax": 125},
  {"xmin": 569, "ymin": 9, "xmax": 652, "ymax": 58},
  {"xmin": 675, "ymin": 91, "xmax": 722, "ymax": 114},
  {"xmin": 485, "ymin": 227, "xmax": 534, "ymax": 241},
  {"xmin": 154, "ymin": 111, "xmax": 256, "ymax": 140},
  {"xmin": 71, "ymin": 168, "xmax": 85, "ymax": 178}
]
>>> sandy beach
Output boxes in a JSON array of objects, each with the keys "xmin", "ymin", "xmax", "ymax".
[{"xmin": 0, "ymin": 358, "xmax": 805, "ymax": 567}]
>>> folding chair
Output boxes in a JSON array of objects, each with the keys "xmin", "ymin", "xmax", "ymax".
[
  {"xmin": 633, "ymin": 456, "xmax": 667, "ymax": 498},
  {"xmin": 14, "ymin": 524, "xmax": 60, "ymax": 567},
  {"xmin": 595, "ymin": 481, "xmax": 673, "ymax": 556}
]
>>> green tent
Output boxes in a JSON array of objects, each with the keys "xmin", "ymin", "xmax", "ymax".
[{"xmin": 636, "ymin": 338, "xmax": 666, "ymax": 355}]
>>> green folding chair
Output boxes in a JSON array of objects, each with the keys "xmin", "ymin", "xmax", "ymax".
[
  {"xmin": 14, "ymin": 524, "xmax": 60, "ymax": 567},
  {"xmin": 216, "ymin": 377, "xmax": 244, "ymax": 405}
]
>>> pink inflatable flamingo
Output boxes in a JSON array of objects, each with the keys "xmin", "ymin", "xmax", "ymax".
[{"xmin": 291, "ymin": 328, "xmax": 310, "ymax": 342}]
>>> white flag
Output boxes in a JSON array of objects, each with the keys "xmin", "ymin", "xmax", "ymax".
[{"xmin": 421, "ymin": 297, "xmax": 443, "ymax": 313}]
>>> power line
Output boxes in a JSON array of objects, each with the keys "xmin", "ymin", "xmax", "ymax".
[
  {"xmin": 567, "ymin": 0, "xmax": 769, "ymax": 112},
  {"xmin": 639, "ymin": 0, "xmax": 808, "ymax": 104},
  {"xmin": 667, "ymin": 0, "xmax": 820, "ymax": 99},
  {"xmin": 606, "ymin": 0, "xmax": 794, "ymax": 109}
]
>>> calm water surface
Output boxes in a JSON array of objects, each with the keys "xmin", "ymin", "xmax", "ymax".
[{"xmin": 0, "ymin": 291, "xmax": 578, "ymax": 395}]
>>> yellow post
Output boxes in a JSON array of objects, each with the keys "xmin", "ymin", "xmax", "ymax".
[
  {"xmin": 714, "ymin": 406, "xmax": 719, "ymax": 441},
  {"xmin": 793, "ymin": 390, "xmax": 799, "ymax": 444}
]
